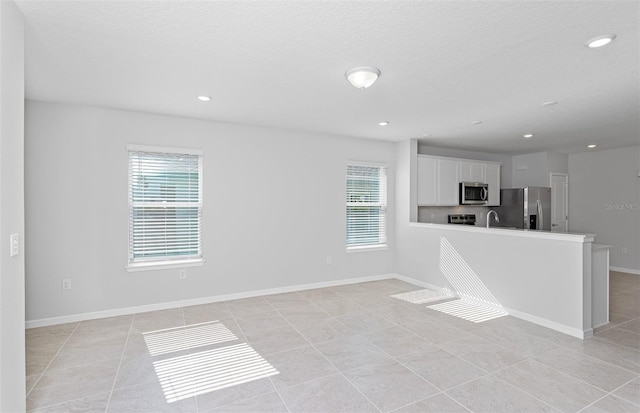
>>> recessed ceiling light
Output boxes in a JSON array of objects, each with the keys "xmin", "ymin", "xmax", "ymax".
[
  {"xmin": 587, "ymin": 144, "xmax": 597, "ymax": 148},
  {"xmin": 471, "ymin": 120, "xmax": 483, "ymax": 125},
  {"xmin": 197, "ymin": 96, "xmax": 211, "ymax": 102},
  {"xmin": 586, "ymin": 34, "xmax": 616, "ymax": 48},
  {"xmin": 523, "ymin": 134, "xmax": 534, "ymax": 139},
  {"xmin": 542, "ymin": 101, "xmax": 558, "ymax": 106},
  {"xmin": 378, "ymin": 121, "xmax": 389, "ymax": 126}
]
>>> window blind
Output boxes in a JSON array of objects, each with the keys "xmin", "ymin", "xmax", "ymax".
[
  {"xmin": 346, "ymin": 164, "xmax": 387, "ymax": 247},
  {"xmin": 128, "ymin": 149, "xmax": 202, "ymax": 264}
]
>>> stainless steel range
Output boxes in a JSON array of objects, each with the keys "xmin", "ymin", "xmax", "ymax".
[{"xmin": 448, "ymin": 214, "xmax": 476, "ymax": 225}]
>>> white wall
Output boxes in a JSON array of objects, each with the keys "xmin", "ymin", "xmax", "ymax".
[
  {"xmin": 547, "ymin": 152, "xmax": 569, "ymax": 175},
  {"xmin": 25, "ymin": 101, "xmax": 396, "ymax": 322},
  {"xmin": 512, "ymin": 152, "xmax": 549, "ymax": 187},
  {"xmin": 511, "ymin": 151, "xmax": 568, "ymax": 188},
  {"xmin": 569, "ymin": 146, "xmax": 640, "ymax": 273},
  {"xmin": 0, "ymin": 1, "xmax": 26, "ymax": 411}
]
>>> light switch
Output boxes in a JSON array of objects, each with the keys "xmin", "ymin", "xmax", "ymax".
[{"xmin": 10, "ymin": 233, "xmax": 19, "ymax": 257}]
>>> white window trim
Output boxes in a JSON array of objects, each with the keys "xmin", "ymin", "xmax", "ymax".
[
  {"xmin": 346, "ymin": 244, "xmax": 388, "ymax": 253},
  {"xmin": 126, "ymin": 144, "xmax": 204, "ymax": 156},
  {"xmin": 346, "ymin": 161, "xmax": 388, "ymax": 251},
  {"xmin": 126, "ymin": 258, "xmax": 205, "ymax": 272},
  {"xmin": 127, "ymin": 144, "xmax": 204, "ymax": 270}
]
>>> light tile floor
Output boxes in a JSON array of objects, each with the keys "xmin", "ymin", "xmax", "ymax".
[{"xmin": 26, "ymin": 272, "xmax": 640, "ymax": 412}]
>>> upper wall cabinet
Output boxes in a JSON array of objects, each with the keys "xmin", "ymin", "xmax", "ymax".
[
  {"xmin": 417, "ymin": 156, "xmax": 438, "ymax": 205},
  {"xmin": 417, "ymin": 155, "xmax": 501, "ymax": 206},
  {"xmin": 459, "ymin": 161, "xmax": 485, "ymax": 183},
  {"xmin": 437, "ymin": 158, "xmax": 460, "ymax": 205},
  {"xmin": 417, "ymin": 155, "xmax": 460, "ymax": 206}
]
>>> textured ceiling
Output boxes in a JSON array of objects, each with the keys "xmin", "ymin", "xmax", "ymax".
[{"xmin": 16, "ymin": 0, "xmax": 640, "ymax": 154}]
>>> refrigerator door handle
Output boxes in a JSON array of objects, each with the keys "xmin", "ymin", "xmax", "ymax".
[{"xmin": 537, "ymin": 199, "xmax": 543, "ymax": 231}]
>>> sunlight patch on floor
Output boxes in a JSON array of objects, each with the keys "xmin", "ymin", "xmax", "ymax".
[
  {"xmin": 153, "ymin": 342, "xmax": 279, "ymax": 403},
  {"xmin": 391, "ymin": 288, "xmax": 455, "ymax": 304},
  {"xmin": 426, "ymin": 299, "xmax": 507, "ymax": 323},
  {"xmin": 143, "ymin": 321, "xmax": 238, "ymax": 356}
]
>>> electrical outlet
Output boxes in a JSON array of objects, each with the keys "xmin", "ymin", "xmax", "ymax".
[
  {"xmin": 10, "ymin": 233, "xmax": 19, "ymax": 257},
  {"xmin": 62, "ymin": 279, "xmax": 71, "ymax": 290},
  {"xmin": 179, "ymin": 270, "xmax": 187, "ymax": 279},
  {"xmin": 621, "ymin": 248, "xmax": 628, "ymax": 255},
  {"xmin": 326, "ymin": 256, "xmax": 332, "ymax": 265}
]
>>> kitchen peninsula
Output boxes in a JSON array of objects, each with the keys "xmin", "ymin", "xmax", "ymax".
[
  {"xmin": 395, "ymin": 139, "xmax": 608, "ymax": 339},
  {"xmin": 400, "ymin": 216, "xmax": 607, "ymax": 339}
]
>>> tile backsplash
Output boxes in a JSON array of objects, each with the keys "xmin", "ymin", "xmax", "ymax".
[{"xmin": 418, "ymin": 205, "xmax": 496, "ymax": 227}]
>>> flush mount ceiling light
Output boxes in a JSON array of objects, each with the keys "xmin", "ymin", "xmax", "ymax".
[
  {"xmin": 587, "ymin": 144, "xmax": 597, "ymax": 148},
  {"xmin": 197, "ymin": 95, "xmax": 211, "ymax": 102},
  {"xmin": 378, "ymin": 121, "xmax": 390, "ymax": 126},
  {"xmin": 542, "ymin": 101, "xmax": 558, "ymax": 106},
  {"xmin": 586, "ymin": 34, "xmax": 616, "ymax": 48},
  {"xmin": 345, "ymin": 67, "xmax": 381, "ymax": 89},
  {"xmin": 471, "ymin": 120, "xmax": 483, "ymax": 125},
  {"xmin": 523, "ymin": 134, "xmax": 534, "ymax": 139}
]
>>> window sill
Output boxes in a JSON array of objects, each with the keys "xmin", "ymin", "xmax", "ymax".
[
  {"xmin": 126, "ymin": 258, "xmax": 205, "ymax": 272},
  {"xmin": 346, "ymin": 244, "xmax": 388, "ymax": 253}
]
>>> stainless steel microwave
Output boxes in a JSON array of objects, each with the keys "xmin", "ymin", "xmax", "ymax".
[{"xmin": 460, "ymin": 182, "xmax": 488, "ymax": 205}]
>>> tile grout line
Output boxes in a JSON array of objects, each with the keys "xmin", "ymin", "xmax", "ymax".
[
  {"xmin": 482, "ymin": 358, "xmax": 608, "ymax": 412},
  {"xmin": 221, "ymin": 299, "xmax": 292, "ymax": 413},
  {"xmin": 103, "ymin": 315, "xmax": 136, "ymax": 413},
  {"xmin": 268, "ymin": 377, "xmax": 293, "ymax": 413},
  {"xmin": 337, "ymin": 287, "xmax": 536, "ymax": 412},
  {"xmin": 309, "ymin": 289, "xmax": 490, "ymax": 411},
  {"xmin": 271, "ymin": 302, "xmax": 384, "ymax": 413},
  {"xmin": 238, "ymin": 297, "xmax": 333, "ymax": 413},
  {"xmin": 25, "ymin": 321, "xmax": 81, "ymax": 409},
  {"xmin": 573, "ymin": 336, "xmax": 640, "ymax": 372},
  {"xmin": 331, "ymin": 288, "xmax": 492, "ymax": 407},
  {"xmin": 179, "ymin": 307, "xmax": 202, "ymax": 413},
  {"xmin": 387, "ymin": 391, "xmax": 473, "ymax": 413},
  {"xmin": 577, "ymin": 374, "xmax": 640, "ymax": 411},
  {"xmin": 26, "ymin": 277, "xmax": 640, "ymax": 412},
  {"xmin": 533, "ymin": 342, "xmax": 640, "ymax": 385}
]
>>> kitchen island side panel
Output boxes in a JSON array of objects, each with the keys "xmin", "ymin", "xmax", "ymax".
[{"xmin": 397, "ymin": 223, "xmax": 592, "ymax": 338}]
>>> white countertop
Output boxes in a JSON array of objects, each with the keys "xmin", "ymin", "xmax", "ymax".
[{"xmin": 409, "ymin": 222, "xmax": 595, "ymax": 243}]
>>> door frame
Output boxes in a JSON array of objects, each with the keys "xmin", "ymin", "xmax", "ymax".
[{"xmin": 550, "ymin": 172, "xmax": 569, "ymax": 232}]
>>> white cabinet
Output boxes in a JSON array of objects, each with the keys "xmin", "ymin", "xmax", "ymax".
[
  {"xmin": 459, "ymin": 161, "xmax": 485, "ymax": 183},
  {"xmin": 418, "ymin": 155, "xmax": 501, "ymax": 206},
  {"xmin": 417, "ymin": 156, "xmax": 437, "ymax": 205},
  {"xmin": 417, "ymin": 155, "xmax": 460, "ymax": 206},
  {"xmin": 485, "ymin": 163, "xmax": 501, "ymax": 206},
  {"xmin": 438, "ymin": 158, "xmax": 460, "ymax": 205}
]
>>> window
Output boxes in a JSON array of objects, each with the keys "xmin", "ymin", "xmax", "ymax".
[
  {"xmin": 346, "ymin": 163, "xmax": 387, "ymax": 249},
  {"xmin": 128, "ymin": 145, "xmax": 203, "ymax": 269}
]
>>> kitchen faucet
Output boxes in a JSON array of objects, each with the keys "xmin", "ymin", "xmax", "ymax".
[{"xmin": 486, "ymin": 210, "xmax": 499, "ymax": 228}]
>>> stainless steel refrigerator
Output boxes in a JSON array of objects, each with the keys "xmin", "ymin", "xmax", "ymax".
[{"xmin": 493, "ymin": 187, "xmax": 551, "ymax": 231}]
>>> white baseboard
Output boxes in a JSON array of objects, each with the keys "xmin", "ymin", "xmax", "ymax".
[
  {"xmin": 26, "ymin": 272, "xmax": 596, "ymax": 340},
  {"xmin": 26, "ymin": 273, "xmax": 395, "ymax": 329},
  {"xmin": 504, "ymin": 307, "xmax": 592, "ymax": 339},
  {"xmin": 610, "ymin": 266, "xmax": 640, "ymax": 275},
  {"xmin": 392, "ymin": 273, "xmax": 455, "ymax": 296},
  {"xmin": 592, "ymin": 321, "xmax": 609, "ymax": 330},
  {"xmin": 394, "ymin": 273, "xmax": 591, "ymax": 339}
]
